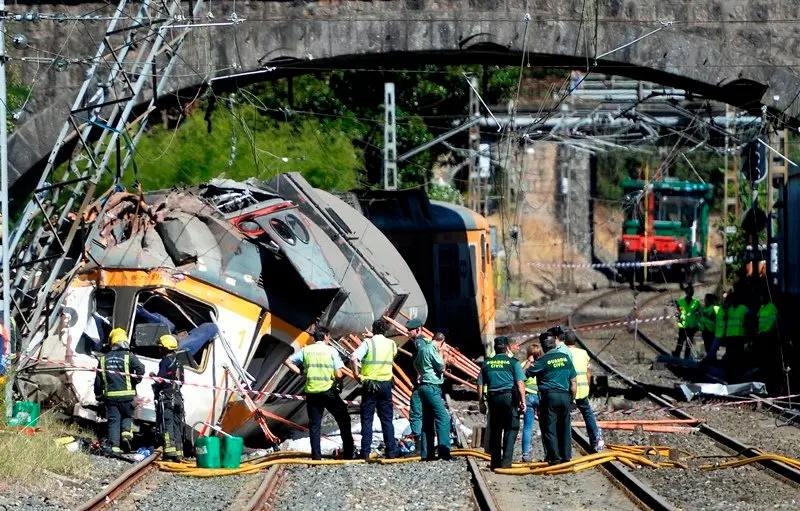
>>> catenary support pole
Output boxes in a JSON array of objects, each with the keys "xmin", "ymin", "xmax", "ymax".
[{"xmin": 0, "ymin": 0, "xmax": 12, "ymax": 419}]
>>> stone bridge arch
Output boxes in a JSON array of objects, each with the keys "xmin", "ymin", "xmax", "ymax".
[{"xmin": 9, "ymin": 0, "xmax": 800, "ymax": 193}]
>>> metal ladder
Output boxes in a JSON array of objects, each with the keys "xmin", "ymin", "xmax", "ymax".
[{"xmin": 6, "ymin": 0, "xmax": 205, "ymax": 351}]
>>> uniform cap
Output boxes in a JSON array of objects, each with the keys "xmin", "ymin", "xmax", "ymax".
[
  {"xmin": 547, "ymin": 325, "xmax": 565, "ymax": 337},
  {"xmin": 159, "ymin": 334, "xmax": 178, "ymax": 350},
  {"xmin": 109, "ymin": 328, "xmax": 128, "ymax": 346},
  {"xmin": 539, "ymin": 331, "xmax": 553, "ymax": 343},
  {"xmin": 406, "ymin": 318, "xmax": 423, "ymax": 330},
  {"xmin": 494, "ymin": 336, "xmax": 510, "ymax": 349}
]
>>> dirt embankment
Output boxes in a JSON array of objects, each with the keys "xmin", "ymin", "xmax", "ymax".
[{"xmin": 491, "ymin": 143, "xmax": 608, "ymax": 313}]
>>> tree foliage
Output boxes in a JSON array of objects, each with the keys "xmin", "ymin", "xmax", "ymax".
[
  {"xmin": 131, "ymin": 105, "xmax": 361, "ymax": 192},
  {"xmin": 129, "ymin": 65, "xmax": 545, "ymax": 192}
]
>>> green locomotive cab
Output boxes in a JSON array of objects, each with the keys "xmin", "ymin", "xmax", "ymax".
[{"xmin": 618, "ymin": 178, "xmax": 713, "ymax": 283}]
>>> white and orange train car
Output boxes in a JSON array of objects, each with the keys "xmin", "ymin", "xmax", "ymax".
[{"xmin": 21, "ymin": 174, "xmax": 429, "ymax": 445}]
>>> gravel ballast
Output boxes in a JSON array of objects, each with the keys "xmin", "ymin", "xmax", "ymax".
[
  {"xmin": 116, "ymin": 471, "xmax": 254, "ymax": 511},
  {"xmin": 598, "ymin": 403, "xmax": 800, "ymax": 511},
  {"xmin": 272, "ymin": 461, "xmax": 476, "ymax": 511},
  {"xmin": 0, "ymin": 455, "xmax": 129, "ymax": 511}
]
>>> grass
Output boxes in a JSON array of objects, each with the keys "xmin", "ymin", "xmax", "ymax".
[{"xmin": 0, "ymin": 381, "xmax": 93, "ymax": 483}]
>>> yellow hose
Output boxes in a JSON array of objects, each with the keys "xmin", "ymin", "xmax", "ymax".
[{"xmin": 154, "ymin": 445, "xmax": 800, "ymax": 478}]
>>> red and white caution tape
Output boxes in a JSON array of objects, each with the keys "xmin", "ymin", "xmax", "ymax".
[
  {"xmin": 26, "ymin": 357, "xmax": 364, "ymax": 406},
  {"xmin": 528, "ymin": 257, "xmax": 703, "ymax": 269},
  {"xmin": 509, "ymin": 313, "xmax": 675, "ymax": 342}
]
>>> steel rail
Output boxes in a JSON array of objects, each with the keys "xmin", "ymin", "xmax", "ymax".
[
  {"xmin": 447, "ymin": 396, "xmax": 498, "ymax": 511},
  {"xmin": 77, "ymin": 452, "xmax": 160, "ymax": 511},
  {"xmin": 571, "ymin": 428, "xmax": 678, "ymax": 511},
  {"xmin": 244, "ymin": 465, "xmax": 286, "ymax": 511},
  {"xmin": 569, "ymin": 315, "xmax": 800, "ymax": 486}
]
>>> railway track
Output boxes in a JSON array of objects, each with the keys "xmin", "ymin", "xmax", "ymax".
[
  {"xmin": 78, "ymin": 453, "xmax": 160, "ymax": 511},
  {"xmin": 569, "ymin": 299, "xmax": 800, "ymax": 508}
]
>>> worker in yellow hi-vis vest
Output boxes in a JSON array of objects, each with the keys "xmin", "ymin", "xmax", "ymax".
[
  {"xmin": 564, "ymin": 334, "xmax": 604, "ymax": 451},
  {"xmin": 284, "ymin": 327, "xmax": 355, "ymax": 460},
  {"xmin": 350, "ymin": 318, "xmax": 399, "ymax": 459}
]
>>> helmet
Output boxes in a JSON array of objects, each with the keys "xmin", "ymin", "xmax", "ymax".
[
  {"xmin": 109, "ymin": 328, "xmax": 128, "ymax": 346},
  {"xmin": 159, "ymin": 334, "xmax": 178, "ymax": 351}
]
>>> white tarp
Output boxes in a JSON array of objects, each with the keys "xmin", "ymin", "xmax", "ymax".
[
  {"xmin": 678, "ymin": 382, "xmax": 767, "ymax": 401},
  {"xmin": 281, "ymin": 416, "xmax": 410, "ymax": 456}
]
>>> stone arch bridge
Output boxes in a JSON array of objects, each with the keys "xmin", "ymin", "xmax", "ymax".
[{"xmin": 9, "ymin": 0, "xmax": 800, "ymax": 193}]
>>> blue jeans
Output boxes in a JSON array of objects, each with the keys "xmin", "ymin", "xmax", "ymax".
[
  {"xmin": 521, "ymin": 393, "xmax": 540, "ymax": 457},
  {"xmin": 575, "ymin": 397, "xmax": 602, "ymax": 446}
]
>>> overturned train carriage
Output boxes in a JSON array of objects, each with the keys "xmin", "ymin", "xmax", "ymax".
[{"xmin": 22, "ymin": 173, "xmax": 427, "ymax": 444}]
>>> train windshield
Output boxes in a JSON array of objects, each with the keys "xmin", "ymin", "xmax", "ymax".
[{"xmin": 656, "ymin": 196, "xmax": 701, "ymax": 227}]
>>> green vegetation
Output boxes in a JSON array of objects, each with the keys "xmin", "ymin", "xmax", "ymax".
[
  {"xmin": 127, "ymin": 66, "xmax": 561, "ymax": 195},
  {"xmin": 0, "ymin": 382, "xmax": 91, "ymax": 482},
  {"xmin": 6, "ymin": 66, "xmax": 29, "ymax": 133},
  {"xmin": 133, "ymin": 108, "xmax": 362, "ymax": 192}
]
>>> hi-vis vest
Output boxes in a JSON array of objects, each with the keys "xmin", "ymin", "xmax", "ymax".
[
  {"xmin": 699, "ymin": 305, "xmax": 720, "ymax": 333},
  {"xmin": 100, "ymin": 352, "xmax": 136, "ymax": 399},
  {"xmin": 758, "ymin": 302, "xmax": 778, "ymax": 334},
  {"xmin": 568, "ymin": 346, "xmax": 590, "ymax": 400},
  {"xmin": 302, "ymin": 343, "xmax": 336, "ymax": 394},
  {"xmin": 677, "ymin": 297, "xmax": 701, "ymax": 329},
  {"xmin": 361, "ymin": 335, "xmax": 397, "ymax": 382},
  {"xmin": 525, "ymin": 376, "xmax": 538, "ymax": 395},
  {"xmin": 725, "ymin": 305, "xmax": 747, "ymax": 337}
]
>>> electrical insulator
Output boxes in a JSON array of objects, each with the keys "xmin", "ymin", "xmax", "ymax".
[{"xmin": 11, "ymin": 34, "xmax": 28, "ymax": 49}]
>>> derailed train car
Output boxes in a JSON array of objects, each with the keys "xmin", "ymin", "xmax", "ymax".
[
  {"xmin": 339, "ymin": 189, "xmax": 496, "ymax": 359},
  {"xmin": 21, "ymin": 173, "xmax": 428, "ymax": 444}
]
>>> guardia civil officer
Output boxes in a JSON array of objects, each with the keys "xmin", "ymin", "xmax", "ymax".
[
  {"xmin": 284, "ymin": 328, "xmax": 355, "ymax": 460},
  {"xmin": 404, "ymin": 319, "xmax": 428, "ymax": 450},
  {"xmin": 94, "ymin": 328, "xmax": 145, "ymax": 454},
  {"xmin": 410, "ymin": 318, "xmax": 452, "ymax": 461},
  {"xmin": 152, "ymin": 334, "xmax": 185, "ymax": 462},
  {"xmin": 477, "ymin": 336, "xmax": 526, "ymax": 470},
  {"xmin": 350, "ymin": 318, "xmax": 399, "ymax": 459},
  {"xmin": 526, "ymin": 332, "xmax": 577, "ymax": 465}
]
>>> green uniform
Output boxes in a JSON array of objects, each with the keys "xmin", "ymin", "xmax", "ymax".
[
  {"xmin": 526, "ymin": 350, "xmax": 577, "ymax": 464},
  {"xmin": 478, "ymin": 354, "xmax": 525, "ymax": 469},
  {"xmin": 413, "ymin": 339, "xmax": 451, "ymax": 460}
]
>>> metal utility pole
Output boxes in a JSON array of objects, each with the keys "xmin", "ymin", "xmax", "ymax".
[
  {"xmin": 0, "ymin": 0, "xmax": 11, "ymax": 419},
  {"xmin": 383, "ymin": 82, "xmax": 398, "ymax": 190},
  {"xmin": 468, "ymin": 76, "xmax": 481, "ymax": 212}
]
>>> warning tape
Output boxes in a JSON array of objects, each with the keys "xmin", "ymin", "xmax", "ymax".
[
  {"xmin": 27, "ymin": 357, "xmax": 365, "ymax": 407},
  {"xmin": 528, "ymin": 257, "xmax": 703, "ymax": 269},
  {"xmin": 509, "ymin": 313, "xmax": 676, "ymax": 342},
  {"xmin": 588, "ymin": 392, "xmax": 800, "ymax": 419}
]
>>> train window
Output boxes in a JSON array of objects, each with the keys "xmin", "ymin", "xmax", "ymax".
[
  {"xmin": 286, "ymin": 214, "xmax": 310, "ymax": 244},
  {"xmin": 480, "ymin": 234, "xmax": 486, "ymax": 274},
  {"xmin": 486, "ymin": 242, "xmax": 491, "ymax": 267},
  {"xmin": 130, "ymin": 289, "xmax": 217, "ymax": 371},
  {"xmin": 78, "ymin": 288, "xmax": 116, "ymax": 354},
  {"xmin": 269, "ymin": 218, "xmax": 296, "ymax": 245},
  {"xmin": 438, "ymin": 244, "xmax": 461, "ymax": 299},
  {"xmin": 469, "ymin": 245, "xmax": 478, "ymax": 295},
  {"xmin": 238, "ymin": 220, "xmax": 263, "ymax": 236}
]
